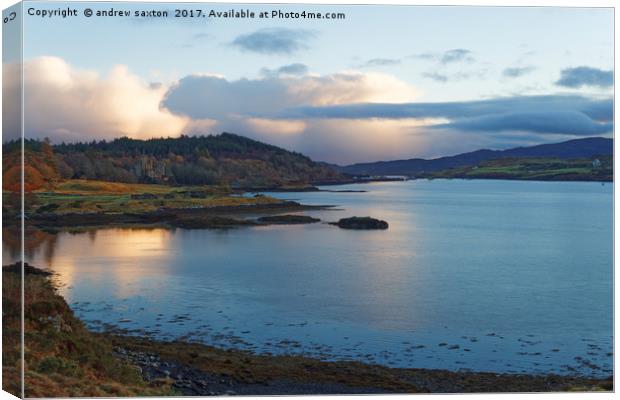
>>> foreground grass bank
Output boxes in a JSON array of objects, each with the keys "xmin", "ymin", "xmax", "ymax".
[
  {"xmin": 2, "ymin": 263, "xmax": 613, "ymax": 396},
  {"xmin": 2, "ymin": 264, "xmax": 175, "ymax": 397}
]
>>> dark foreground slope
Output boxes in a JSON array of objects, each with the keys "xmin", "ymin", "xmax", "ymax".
[
  {"xmin": 340, "ymin": 137, "xmax": 612, "ymax": 176},
  {"xmin": 2, "ymin": 264, "xmax": 612, "ymax": 396},
  {"xmin": 2, "ymin": 264, "xmax": 174, "ymax": 397}
]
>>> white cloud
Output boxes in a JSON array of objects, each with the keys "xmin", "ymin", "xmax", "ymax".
[
  {"xmin": 14, "ymin": 56, "xmax": 189, "ymax": 142},
  {"xmin": 288, "ymin": 71, "xmax": 418, "ymax": 105}
]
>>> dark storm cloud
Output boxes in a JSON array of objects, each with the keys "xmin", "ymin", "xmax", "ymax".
[
  {"xmin": 231, "ymin": 28, "xmax": 316, "ymax": 55},
  {"xmin": 556, "ymin": 66, "xmax": 613, "ymax": 88}
]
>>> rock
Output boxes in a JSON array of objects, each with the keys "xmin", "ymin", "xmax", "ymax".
[
  {"xmin": 3, "ymin": 262, "xmax": 52, "ymax": 276},
  {"xmin": 330, "ymin": 216, "xmax": 388, "ymax": 230},
  {"xmin": 257, "ymin": 215, "xmax": 320, "ymax": 224}
]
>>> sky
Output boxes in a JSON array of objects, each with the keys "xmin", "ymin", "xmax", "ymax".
[{"xmin": 3, "ymin": 1, "xmax": 614, "ymax": 164}]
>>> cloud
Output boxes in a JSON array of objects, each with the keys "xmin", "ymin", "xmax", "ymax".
[
  {"xmin": 5, "ymin": 57, "xmax": 189, "ymax": 142},
  {"xmin": 276, "ymin": 63, "xmax": 308, "ymax": 75},
  {"xmin": 421, "ymin": 72, "xmax": 448, "ymax": 82},
  {"xmin": 9, "ymin": 57, "xmax": 612, "ymax": 165},
  {"xmin": 159, "ymin": 70, "xmax": 419, "ymax": 163},
  {"xmin": 441, "ymin": 49, "xmax": 474, "ymax": 64},
  {"xmin": 412, "ymin": 52, "xmax": 436, "ymax": 61},
  {"xmin": 435, "ymin": 111, "xmax": 611, "ymax": 136},
  {"xmin": 278, "ymin": 95, "xmax": 613, "ymax": 137},
  {"xmin": 503, "ymin": 66, "xmax": 535, "ymax": 78},
  {"xmin": 359, "ymin": 58, "xmax": 401, "ymax": 68},
  {"xmin": 260, "ymin": 63, "xmax": 308, "ymax": 77},
  {"xmin": 280, "ymin": 94, "xmax": 611, "ymax": 120},
  {"xmin": 421, "ymin": 69, "xmax": 487, "ymax": 82},
  {"xmin": 556, "ymin": 66, "xmax": 613, "ymax": 88},
  {"xmin": 160, "ymin": 67, "xmax": 610, "ymax": 161},
  {"xmin": 415, "ymin": 49, "xmax": 484, "ymax": 82},
  {"xmin": 231, "ymin": 28, "xmax": 316, "ymax": 55},
  {"xmin": 161, "ymin": 71, "xmax": 418, "ymax": 121},
  {"xmin": 412, "ymin": 48, "xmax": 475, "ymax": 64}
]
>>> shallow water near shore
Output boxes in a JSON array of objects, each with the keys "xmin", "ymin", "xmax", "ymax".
[{"xmin": 6, "ymin": 179, "xmax": 613, "ymax": 377}]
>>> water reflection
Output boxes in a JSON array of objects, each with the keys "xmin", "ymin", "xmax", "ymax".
[{"xmin": 4, "ymin": 227, "xmax": 176, "ymax": 299}]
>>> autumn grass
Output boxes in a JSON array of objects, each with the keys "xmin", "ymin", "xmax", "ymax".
[
  {"xmin": 31, "ymin": 192, "xmax": 280, "ymax": 215},
  {"xmin": 2, "ymin": 267, "xmax": 175, "ymax": 398},
  {"xmin": 4, "ymin": 179, "xmax": 282, "ymax": 215}
]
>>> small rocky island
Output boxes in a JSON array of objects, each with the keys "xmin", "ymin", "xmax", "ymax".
[{"xmin": 331, "ymin": 216, "xmax": 389, "ymax": 230}]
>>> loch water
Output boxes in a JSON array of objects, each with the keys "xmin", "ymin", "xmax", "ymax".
[{"xmin": 6, "ymin": 179, "xmax": 613, "ymax": 376}]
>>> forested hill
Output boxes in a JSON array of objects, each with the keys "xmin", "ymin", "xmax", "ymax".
[{"xmin": 3, "ymin": 133, "xmax": 344, "ymax": 188}]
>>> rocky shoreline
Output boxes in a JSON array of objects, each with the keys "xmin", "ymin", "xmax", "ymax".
[
  {"xmin": 111, "ymin": 345, "xmax": 391, "ymax": 395},
  {"xmin": 106, "ymin": 334, "xmax": 612, "ymax": 395},
  {"xmin": 10, "ymin": 201, "xmax": 334, "ymax": 230}
]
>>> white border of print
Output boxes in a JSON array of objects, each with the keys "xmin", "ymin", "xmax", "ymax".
[{"xmin": 0, "ymin": 1, "xmax": 615, "ymax": 400}]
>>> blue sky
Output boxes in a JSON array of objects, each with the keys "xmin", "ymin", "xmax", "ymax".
[{"xmin": 10, "ymin": 2, "xmax": 614, "ymax": 163}]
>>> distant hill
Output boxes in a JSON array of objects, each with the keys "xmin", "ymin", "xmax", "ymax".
[
  {"xmin": 3, "ymin": 133, "xmax": 344, "ymax": 189},
  {"xmin": 339, "ymin": 137, "xmax": 613, "ymax": 176}
]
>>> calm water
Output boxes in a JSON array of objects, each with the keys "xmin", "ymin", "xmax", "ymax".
[{"xmin": 5, "ymin": 180, "xmax": 613, "ymax": 376}]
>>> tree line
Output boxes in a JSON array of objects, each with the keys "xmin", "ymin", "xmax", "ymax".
[{"xmin": 3, "ymin": 133, "xmax": 343, "ymax": 190}]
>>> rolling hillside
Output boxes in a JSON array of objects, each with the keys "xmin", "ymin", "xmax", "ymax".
[{"xmin": 339, "ymin": 137, "xmax": 613, "ymax": 176}]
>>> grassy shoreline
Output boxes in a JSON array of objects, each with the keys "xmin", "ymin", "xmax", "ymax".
[
  {"xmin": 3, "ymin": 179, "xmax": 339, "ymax": 231},
  {"xmin": 2, "ymin": 264, "xmax": 612, "ymax": 396}
]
